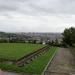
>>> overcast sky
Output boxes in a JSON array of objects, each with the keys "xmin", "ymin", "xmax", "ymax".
[{"xmin": 0, "ymin": 0, "xmax": 75, "ymax": 32}]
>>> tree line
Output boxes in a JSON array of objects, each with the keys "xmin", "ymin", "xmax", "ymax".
[{"xmin": 62, "ymin": 27, "xmax": 75, "ymax": 47}]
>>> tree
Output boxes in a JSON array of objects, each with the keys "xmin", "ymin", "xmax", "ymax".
[
  {"xmin": 32, "ymin": 40, "xmax": 37, "ymax": 44},
  {"xmin": 62, "ymin": 27, "xmax": 75, "ymax": 46},
  {"xmin": 54, "ymin": 39, "xmax": 59, "ymax": 46}
]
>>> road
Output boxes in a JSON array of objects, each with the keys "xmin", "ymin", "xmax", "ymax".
[{"xmin": 44, "ymin": 48, "xmax": 75, "ymax": 75}]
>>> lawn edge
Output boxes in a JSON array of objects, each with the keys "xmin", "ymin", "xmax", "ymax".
[{"xmin": 41, "ymin": 47, "xmax": 58, "ymax": 75}]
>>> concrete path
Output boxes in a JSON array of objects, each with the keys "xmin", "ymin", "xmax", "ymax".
[
  {"xmin": 0, "ymin": 69, "xmax": 32, "ymax": 75},
  {"xmin": 43, "ymin": 48, "xmax": 75, "ymax": 75}
]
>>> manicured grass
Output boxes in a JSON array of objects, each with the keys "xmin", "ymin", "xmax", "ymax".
[
  {"xmin": 0, "ymin": 43, "xmax": 45, "ymax": 60},
  {"xmin": 0, "ymin": 47, "xmax": 58, "ymax": 74}
]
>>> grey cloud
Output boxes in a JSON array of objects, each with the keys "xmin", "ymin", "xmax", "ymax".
[
  {"xmin": 0, "ymin": 0, "xmax": 18, "ymax": 12},
  {"xmin": 0, "ymin": 0, "xmax": 75, "ymax": 16}
]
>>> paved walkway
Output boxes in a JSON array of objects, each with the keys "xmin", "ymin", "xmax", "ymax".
[
  {"xmin": 0, "ymin": 69, "xmax": 31, "ymax": 75},
  {"xmin": 44, "ymin": 48, "xmax": 75, "ymax": 75}
]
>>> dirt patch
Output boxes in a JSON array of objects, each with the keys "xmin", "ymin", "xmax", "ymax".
[{"xmin": 44, "ymin": 48, "xmax": 75, "ymax": 75}]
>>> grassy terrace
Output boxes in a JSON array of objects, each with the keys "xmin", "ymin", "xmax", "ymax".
[
  {"xmin": 0, "ymin": 43, "xmax": 45, "ymax": 60},
  {"xmin": 0, "ymin": 47, "xmax": 58, "ymax": 75}
]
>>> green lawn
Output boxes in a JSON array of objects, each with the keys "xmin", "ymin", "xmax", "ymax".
[
  {"xmin": 0, "ymin": 43, "xmax": 45, "ymax": 60},
  {"xmin": 0, "ymin": 47, "xmax": 58, "ymax": 74}
]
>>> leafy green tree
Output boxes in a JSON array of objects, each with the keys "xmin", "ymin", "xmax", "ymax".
[{"xmin": 62, "ymin": 27, "xmax": 75, "ymax": 46}]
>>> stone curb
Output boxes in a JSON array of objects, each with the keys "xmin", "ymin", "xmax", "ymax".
[{"xmin": 41, "ymin": 48, "xmax": 58, "ymax": 75}]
